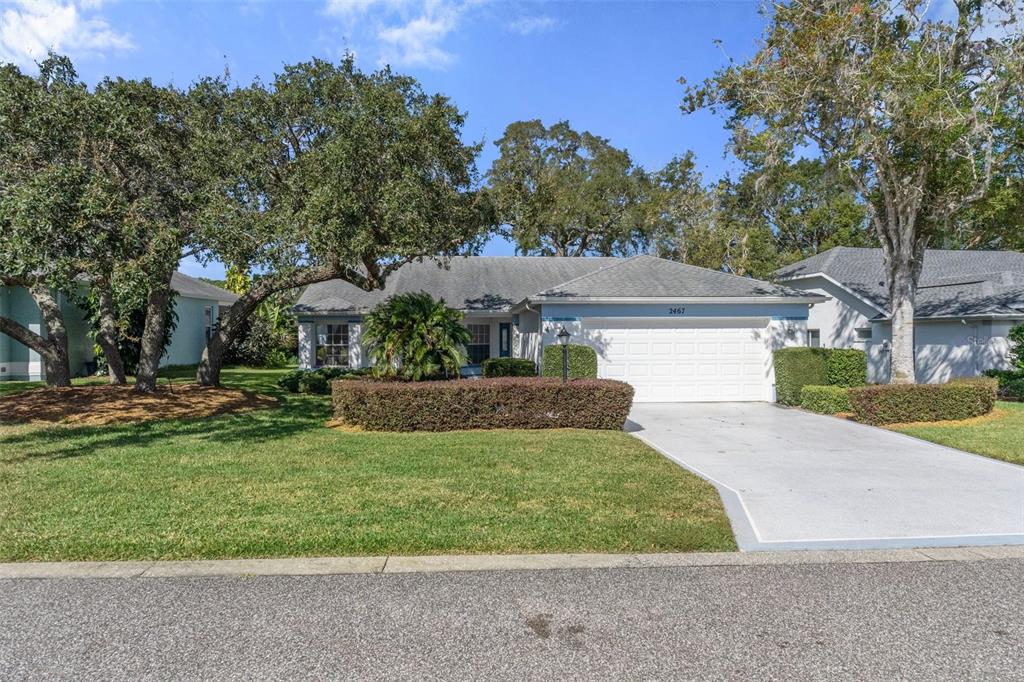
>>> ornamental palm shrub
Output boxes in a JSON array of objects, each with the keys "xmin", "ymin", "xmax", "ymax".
[{"xmin": 362, "ymin": 292, "xmax": 472, "ymax": 381}]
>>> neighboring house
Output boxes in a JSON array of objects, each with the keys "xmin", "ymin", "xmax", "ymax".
[
  {"xmin": 293, "ymin": 255, "xmax": 826, "ymax": 403},
  {"xmin": 776, "ymin": 247, "xmax": 1024, "ymax": 383},
  {"xmin": 0, "ymin": 272, "xmax": 238, "ymax": 381}
]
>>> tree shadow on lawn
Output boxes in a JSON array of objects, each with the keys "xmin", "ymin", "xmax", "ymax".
[{"xmin": 0, "ymin": 392, "xmax": 334, "ymax": 463}]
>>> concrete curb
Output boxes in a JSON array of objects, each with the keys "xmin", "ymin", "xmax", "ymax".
[{"xmin": 3, "ymin": 545, "xmax": 1024, "ymax": 580}]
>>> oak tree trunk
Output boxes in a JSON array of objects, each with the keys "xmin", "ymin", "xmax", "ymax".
[
  {"xmin": 134, "ymin": 270, "xmax": 174, "ymax": 394},
  {"xmin": 95, "ymin": 286, "xmax": 126, "ymax": 385},
  {"xmin": 887, "ymin": 260, "xmax": 918, "ymax": 384},
  {"xmin": 28, "ymin": 285, "xmax": 72, "ymax": 388},
  {"xmin": 196, "ymin": 264, "xmax": 350, "ymax": 387},
  {"xmin": 0, "ymin": 315, "xmax": 70, "ymax": 387}
]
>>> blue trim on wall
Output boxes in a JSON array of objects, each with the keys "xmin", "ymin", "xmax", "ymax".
[
  {"xmin": 772, "ymin": 316, "xmax": 808, "ymax": 321},
  {"xmin": 347, "ymin": 317, "xmax": 362, "ymax": 323},
  {"xmin": 541, "ymin": 316, "xmax": 581, "ymax": 322}
]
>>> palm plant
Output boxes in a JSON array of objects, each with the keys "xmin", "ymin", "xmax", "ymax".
[{"xmin": 362, "ymin": 292, "xmax": 472, "ymax": 381}]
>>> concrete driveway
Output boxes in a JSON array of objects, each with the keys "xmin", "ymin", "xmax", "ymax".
[{"xmin": 627, "ymin": 403, "xmax": 1024, "ymax": 551}]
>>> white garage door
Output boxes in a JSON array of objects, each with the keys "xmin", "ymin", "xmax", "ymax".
[{"xmin": 584, "ymin": 318, "xmax": 771, "ymax": 403}]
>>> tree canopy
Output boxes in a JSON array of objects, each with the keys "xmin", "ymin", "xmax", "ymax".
[
  {"xmin": 194, "ymin": 56, "xmax": 487, "ymax": 386},
  {"xmin": 487, "ymin": 120, "xmax": 649, "ymax": 257},
  {"xmin": 683, "ymin": 0, "xmax": 1024, "ymax": 382}
]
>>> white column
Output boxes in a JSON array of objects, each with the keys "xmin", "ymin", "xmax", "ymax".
[
  {"xmin": 348, "ymin": 322, "xmax": 362, "ymax": 368},
  {"xmin": 298, "ymin": 322, "xmax": 314, "ymax": 370}
]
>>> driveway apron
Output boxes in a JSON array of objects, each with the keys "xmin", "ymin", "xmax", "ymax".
[{"xmin": 627, "ymin": 403, "xmax": 1024, "ymax": 551}]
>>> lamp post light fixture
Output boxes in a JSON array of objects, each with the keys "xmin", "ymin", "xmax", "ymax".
[{"xmin": 556, "ymin": 326, "xmax": 572, "ymax": 384}]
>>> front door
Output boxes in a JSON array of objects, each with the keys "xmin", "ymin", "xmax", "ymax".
[{"xmin": 499, "ymin": 323, "xmax": 512, "ymax": 358}]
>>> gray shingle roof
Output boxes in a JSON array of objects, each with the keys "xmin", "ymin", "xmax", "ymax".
[
  {"xmin": 776, "ymin": 247, "xmax": 1024, "ymax": 318},
  {"xmin": 171, "ymin": 272, "xmax": 239, "ymax": 304},
  {"xmin": 295, "ymin": 255, "xmax": 821, "ymax": 315},
  {"xmin": 535, "ymin": 255, "xmax": 813, "ymax": 300}
]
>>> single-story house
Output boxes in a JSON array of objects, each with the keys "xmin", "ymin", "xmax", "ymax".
[
  {"xmin": 775, "ymin": 247, "xmax": 1024, "ymax": 383},
  {"xmin": 0, "ymin": 272, "xmax": 238, "ymax": 382},
  {"xmin": 293, "ymin": 255, "xmax": 827, "ymax": 402}
]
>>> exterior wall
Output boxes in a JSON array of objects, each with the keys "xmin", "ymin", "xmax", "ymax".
[
  {"xmin": 784, "ymin": 276, "xmax": 880, "ymax": 349},
  {"xmin": 537, "ymin": 301, "xmax": 811, "ymax": 400},
  {"xmin": 297, "ymin": 313, "xmax": 521, "ymax": 372},
  {"xmin": 0, "ymin": 285, "xmax": 94, "ymax": 381},
  {"xmin": 868, "ymin": 318, "xmax": 1020, "ymax": 384},
  {"xmin": 162, "ymin": 296, "xmax": 220, "ymax": 367},
  {"xmin": 514, "ymin": 308, "xmax": 542, "ymax": 367},
  {"xmin": 296, "ymin": 316, "xmax": 364, "ymax": 370}
]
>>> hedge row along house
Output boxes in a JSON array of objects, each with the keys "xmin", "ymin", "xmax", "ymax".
[
  {"xmin": 777, "ymin": 247, "xmax": 1024, "ymax": 384},
  {"xmin": 293, "ymin": 255, "xmax": 826, "ymax": 403},
  {"xmin": 0, "ymin": 273, "xmax": 238, "ymax": 382}
]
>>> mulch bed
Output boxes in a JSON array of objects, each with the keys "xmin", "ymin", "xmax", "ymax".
[{"xmin": 0, "ymin": 384, "xmax": 278, "ymax": 427}]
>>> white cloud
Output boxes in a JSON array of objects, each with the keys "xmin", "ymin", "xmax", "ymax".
[
  {"xmin": 507, "ymin": 14, "xmax": 556, "ymax": 36},
  {"xmin": 322, "ymin": 0, "xmax": 469, "ymax": 69},
  {"xmin": 0, "ymin": 0, "xmax": 133, "ymax": 67}
]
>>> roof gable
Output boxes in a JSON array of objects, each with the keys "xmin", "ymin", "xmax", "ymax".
[{"xmin": 776, "ymin": 247, "xmax": 1024, "ymax": 318}]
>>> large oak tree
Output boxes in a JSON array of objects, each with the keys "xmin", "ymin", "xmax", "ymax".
[
  {"xmin": 195, "ymin": 57, "xmax": 486, "ymax": 387},
  {"xmin": 487, "ymin": 120, "xmax": 649, "ymax": 257},
  {"xmin": 684, "ymin": 0, "xmax": 1024, "ymax": 383}
]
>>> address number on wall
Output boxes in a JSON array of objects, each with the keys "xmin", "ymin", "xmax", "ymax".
[{"xmin": 668, "ymin": 307, "xmax": 686, "ymax": 315}]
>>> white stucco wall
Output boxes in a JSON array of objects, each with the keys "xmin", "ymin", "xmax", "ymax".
[
  {"xmin": 783, "ymin": 276, "xmax": 881, "ymax": 349},
  {"xmin": 868, "ymin": 318, "xmax": 1020, "ymax": 383}
]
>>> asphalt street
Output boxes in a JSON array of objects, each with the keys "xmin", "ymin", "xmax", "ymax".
[{"xmin": 3, "ymin": 559, "xmax": 1024, "ymax": 680}]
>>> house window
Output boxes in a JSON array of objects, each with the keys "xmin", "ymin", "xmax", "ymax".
[
  {"xmin": 466, "ymin": 323, "xmax": 491, "ymax": 365},
  {"xmin": 316, "ymin": 323, "xmax": 349, "ymax": 367},
  {"xmin": 204, "ymin": 306, "xmax": 214, "ymax": 341},
  {"xmin": 807, "ymin": 329, "xmax": 821, "ymax": 348},
  {"xmin": 855, "ymin": 327, "xmax": 872, "ymax": 342}
]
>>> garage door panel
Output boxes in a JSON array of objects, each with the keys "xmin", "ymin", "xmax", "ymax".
[{"xmin": 583, "ymin": 317, "xmax": 770, "ymax": 403}]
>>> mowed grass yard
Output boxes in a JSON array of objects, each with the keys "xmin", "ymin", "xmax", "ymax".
[
  {"xmin": 0, "ymin": 368, "xmax": 736, "ymax": 561},
  {"xmin": 891, "ymin": 401, "xmax": 1024, "ymax": 466}
]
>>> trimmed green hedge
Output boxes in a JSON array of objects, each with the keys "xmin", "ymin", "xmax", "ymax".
[
  {"xmin": 332, "ymin": 377, "xmax": 634, "ymax": 431},
  {"xmin": 277, "ymin": 367, "xmax": 373, "ymax": 395},
  {"xmin": 848, "ymin": 379, "xmax": 996, "ymax": 425},
  {"xmin": 773, "ymin": 347, "xmax": 828, "ymax": 405},
  {"xmin": 826, "ymin": 349, "xmax": 868, "ymax": 387},
  {"xmin": 482, "ymin": 358, "xmax": 537, "ymax": 377},
  {"xmin": 800, "ymin": 385, "xmax": 852, "ymax": 414},
  {"xmin": 542, "ymin": 344, "xmax": 598, "ymax": 379},
  {"xmin": 983, "ymin": 368, "xmax": 1024, "ymax": 400},
  {"xmin": 774, "ymin": 347, "xmax": 867, "ymax": 405}
]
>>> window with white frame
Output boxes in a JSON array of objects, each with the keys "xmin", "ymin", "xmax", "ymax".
[
  {"xmin": 316, "ymin": 323, "xmax": 349, "ymax": 367},
  {"xmin": 855, "ymin": 327, "xmax": 872, "ymax": 342},
  {"xmin": 204, "ymin": 306, "xmax": 214, "ymax": 341},
  {"xmin": 807, "ymin": 329, "xmax": 821, "ymax": 348},
  {"xmin": 466, "ymin": 323, "xmax": 491, "ymax": 365}
]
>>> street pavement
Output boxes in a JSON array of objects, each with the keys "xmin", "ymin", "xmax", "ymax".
[{"xmin": 3, "ymin": 558, "xmax": 1024, "ymax": 680}]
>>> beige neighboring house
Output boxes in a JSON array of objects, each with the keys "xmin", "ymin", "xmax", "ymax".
[{"xmin": 776, "ymin": 247, "xmax": 1024, "ymax": 383}]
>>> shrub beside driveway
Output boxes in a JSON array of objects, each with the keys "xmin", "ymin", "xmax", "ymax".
[{"xmin": 0, "ymin": 368, "xmax": 736, "ymax": 561}]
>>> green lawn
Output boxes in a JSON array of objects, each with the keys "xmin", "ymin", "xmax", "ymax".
[
  {"xmin": 0, "ymin": 368, "xmax": 735, "ymax": 561},
  {"xmin": 891, "ymin": 401, "xmax": 1024, "ymax": 466}
]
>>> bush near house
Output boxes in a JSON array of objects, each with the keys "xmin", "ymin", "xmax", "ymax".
[
  {"xmin": 277, "ymin": 367, "xmax": 373, "ymax": 394},
  {"xmin": 541, "ymin": 344, "xmax": 598, "ymax": 379},
  {"xmin": 825, "ymin": 349, "xmax": 869, "ymax": 387},
  {"xmin": 983, "ymin": 369, "xmax": 1024, "ymax": 400},
  {"xmin": 773, "ymin": 347, "xmax": 868, "ymax": 406},
  {"xmin": 847, "ymin": 379, "xmax": 997, "ymax": 425},
  {"xmin": 332, "ymin": 377, "xmax": 633, "ymax": 432},
  {"xmin": 482, "ymin": 358, "xmax": 537, "ymax": 377},
  {"xmin": 799, "ymin": 385, "xmax": 852, "ymax": 415}
]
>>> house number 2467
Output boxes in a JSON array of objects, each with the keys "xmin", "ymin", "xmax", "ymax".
[{"xmin": 668, "ymin": 307, "xmax": 686, "ymax": 315}]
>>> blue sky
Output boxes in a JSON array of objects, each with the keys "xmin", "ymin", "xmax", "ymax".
[{"xmin": 0, "ymin": 0, "xmax": 770, "ymax": 277}]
